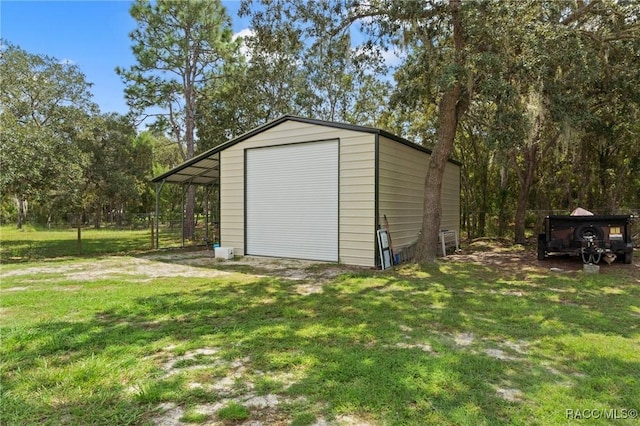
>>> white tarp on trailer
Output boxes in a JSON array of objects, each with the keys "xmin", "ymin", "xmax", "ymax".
[{"xmin": 571, "ymin": 207, "xmax": 595, "ymax": 216}]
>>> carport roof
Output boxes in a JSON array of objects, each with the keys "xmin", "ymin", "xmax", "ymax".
[{"xmin": 151, "ymin": 115, "xmax": 460, "ymax": 185}]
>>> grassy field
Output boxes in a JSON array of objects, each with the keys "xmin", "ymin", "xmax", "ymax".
[
  {"xmin": 1, "ymin": 248, "xmax": 639, "ymax": 425},
  {"xmin": 0, "ymin": 225, "xmax": 187, "ymax": 261}
]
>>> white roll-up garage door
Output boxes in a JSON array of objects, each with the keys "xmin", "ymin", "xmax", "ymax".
[{"xmin": 246, "ymin": 140, "xmax": 339, "ymax": 261}]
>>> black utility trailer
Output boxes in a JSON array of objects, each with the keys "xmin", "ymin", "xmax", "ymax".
[{"xmin": 538, "ymin": 215, "xmax": 634, "ymax": 264}]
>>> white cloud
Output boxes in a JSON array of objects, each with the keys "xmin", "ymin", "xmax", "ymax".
[
  {"xmin": 58, "ymin": 58, "xmax": 75, "ymax": 65},
  {"xmin": 380, "ymin": 48, "xmax": 406, "ymax": 67},
  {"xmin": 233, "ymin": 28, "xmax": 255, "ymax": 41},
  {"xmin": 233, "ymin": 28, "xmax": 255, "ymax": 59}
]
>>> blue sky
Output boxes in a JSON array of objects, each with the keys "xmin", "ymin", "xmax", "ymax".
[{"xmin": 1, "ymin": 0, "xmax": 251, "ymax": 115}]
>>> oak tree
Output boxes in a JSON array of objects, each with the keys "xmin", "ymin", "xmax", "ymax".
[{"xmin": 0, "ymin": 42, "xmax": 95, "ymax": 227}]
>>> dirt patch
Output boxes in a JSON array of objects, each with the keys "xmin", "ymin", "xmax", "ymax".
[
  {"xmin": 453, "ymin": 332, "xmax": 475, "ymax": 347},
  {"xmin": 334, "ymin": 414, "xmax": 376, "ymax": 426},
  {"xmin": 494, "ymin": 386, "xmax": 524, "ymax": 402},
  {"xmin": 5, "ymin": 251, "xmax": 343, "ymax": 287},
  {"xmin": 219, "ymin": 256, "xmax": 356, "ymax": 282},
  {"xmin": 66, "ymin": 257, "xmax": 231, "ymax": 281},
  {"xmin": 153, "ymin": 403, "xmax": 184, "ymax": 426},
  {"xmin": 294, "ymin": 283, "xmax": 325, "ymax": 295},
  {"xmin": 1, "ymin": 255, "xmax": 232, "ymax": 283},
  {"xmin": 445, "ymin": 248, "xmax": 546, "ymax": 275},
  {"xmin": 484, "ymin": 348, "xmax": 522, "ymax": 362},
  {"xmin": 149, "ymin": 346, "xmax": 307, "ymax": 426},
  {"xmin": 445, "ymin": 330, "xmax": 531, "ymax": 363},
  {"xmin": 395, "ymin": 342, "xmax": 435, "ymax": 353},
  {"xmin": 161, "ymin": 347, "xmax": 222, "ymax": 378},
  {"xmin": 138, "ymin": 251, "xmax": 361, "ymax": 285},
  {"xmin": 4, "ymin": 241, "xmax": 636, "ymax": 285},
  {"xmin": 444, "ymin": 241, "xmax": 639, "ymax": 277},
  {"xmin": 1, "ymin": 263, "xmax": 79, "ymax": 278}
]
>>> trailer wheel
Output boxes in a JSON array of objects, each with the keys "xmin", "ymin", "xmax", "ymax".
[{"xmin": 537, "ymin": 234, "xmax": 547, "ymax": 260}]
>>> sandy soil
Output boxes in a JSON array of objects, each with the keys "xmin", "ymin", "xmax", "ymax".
[
  {"xmin": 443, "ymin": 239, "xmax": 639, "ymax": 279},
  {"xmin": 4, "ymin": 240, "xmax": 636, "ymax": 284}
]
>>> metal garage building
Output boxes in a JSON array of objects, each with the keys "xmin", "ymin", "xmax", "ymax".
[{"xmin": 152, "ymin": 116, "xmax": 460, "ymax": 267}]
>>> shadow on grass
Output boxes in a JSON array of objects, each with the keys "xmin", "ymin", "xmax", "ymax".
[
  {"xmin": 3, "ymin": 255, "xmax": 640, "ymax": 424},
  {"xmin": 4, "ymin": 261, "xmax": 639, "ymax": 424}
]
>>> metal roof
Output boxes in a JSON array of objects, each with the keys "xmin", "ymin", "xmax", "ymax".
[{"xmin": 151, "ymin": 115, "xmax": 461, "ymax": 185}]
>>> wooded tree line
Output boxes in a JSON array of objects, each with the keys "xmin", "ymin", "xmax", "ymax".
[
  {"xmin": 2, "ymin": 0, "xmax": 639, "ymax": 260},
  {"xmin": 0, "ymin": 42, "xmax": 148, "ymax": 228}
]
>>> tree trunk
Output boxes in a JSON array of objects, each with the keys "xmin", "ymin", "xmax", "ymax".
[
  {"xmin": 458, "ymin": 142, "xmax": 474, "ymax": 239},
  {"xmin": 477, "ymin": 159, "xmax": 488, "ymax": 237},
  {"xmin": 513, "ymin": 145, "xmax": 537, "ymax": 244},
  {"xmin": 16, "ymin": 197, "xmax": 25, "ymax": 229},
  {"xmin": 513, "ymin": 178, "xmax": 533, "ymax": 244},
  {"xmin": 513, "ymin": 112, "xmax": 557, "ymax": 243},
  {"xmin": 184, "ymin": 64, "xmax": 197, "ymax": 240},
  {"xmin": 497, "ymin": 164, "xmax": 510, "ymax": 237},
  {"xmin": 413, "ymin": 0, "xmax": 467, "ymax": 262},
  {"xmin": 94, "ymin": 200, "xmax": 102, "ymax": 229},
  {"xmin": 414, "ymin": 87, "xmax": 463, "ymax": 262}
]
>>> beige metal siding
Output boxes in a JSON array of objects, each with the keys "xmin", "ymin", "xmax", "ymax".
[
  {"xmin": 220, "ymin": 120, "xmax": 376, "ymax": 267},
  {"xmin": 378, "ymin": 136, "xmax": 460, "ymax": 250},
  {"xmin": 340, "ymin": 136, "xmax": 375, "ymax": 266},
  {"xmin": 440, "ymin": 161, "xmax": 461, "ymax": 233}
]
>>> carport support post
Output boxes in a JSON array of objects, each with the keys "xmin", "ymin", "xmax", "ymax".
[
  {"xmin": 216, "ymin": 183, "xmax": 220, "ymax": 244},
  {"xmin": 205, "ymin": 186, "xmax": 210, "ymax": 243},
  {"xmin": 181, "ymin": 184, "xmax": 186, "ymax": 248},
  {"xmin": 155, "ymin": 180, "xmax": 165, "ymax": 250}
]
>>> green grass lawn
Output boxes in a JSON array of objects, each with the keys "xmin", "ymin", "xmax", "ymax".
[
  {"xmin": 1, "ymin": 251, "xmax": 638, "ymax": 425},
  {"xmin": 0, "ymin": 225, "xmax": 184, "ymax": 262}
]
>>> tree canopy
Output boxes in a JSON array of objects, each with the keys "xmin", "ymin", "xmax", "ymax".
[
  {"xmin": 117, "ymin": 0, "xmax": 239, "ymax": 238},
  {"xmin": 0, "ymin": 42, "xmax": 95, "ymax": 227},
  {"xmin": 3, "ymin": 1, "xmax": 639, "ymax": 257},
  {"xmin": 0, "ymin": 42, "xmax": 151, "ymax": 228},
  {"xmin": 237, "ymin": 0, "xmax": 640, "ymax": 259}
]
